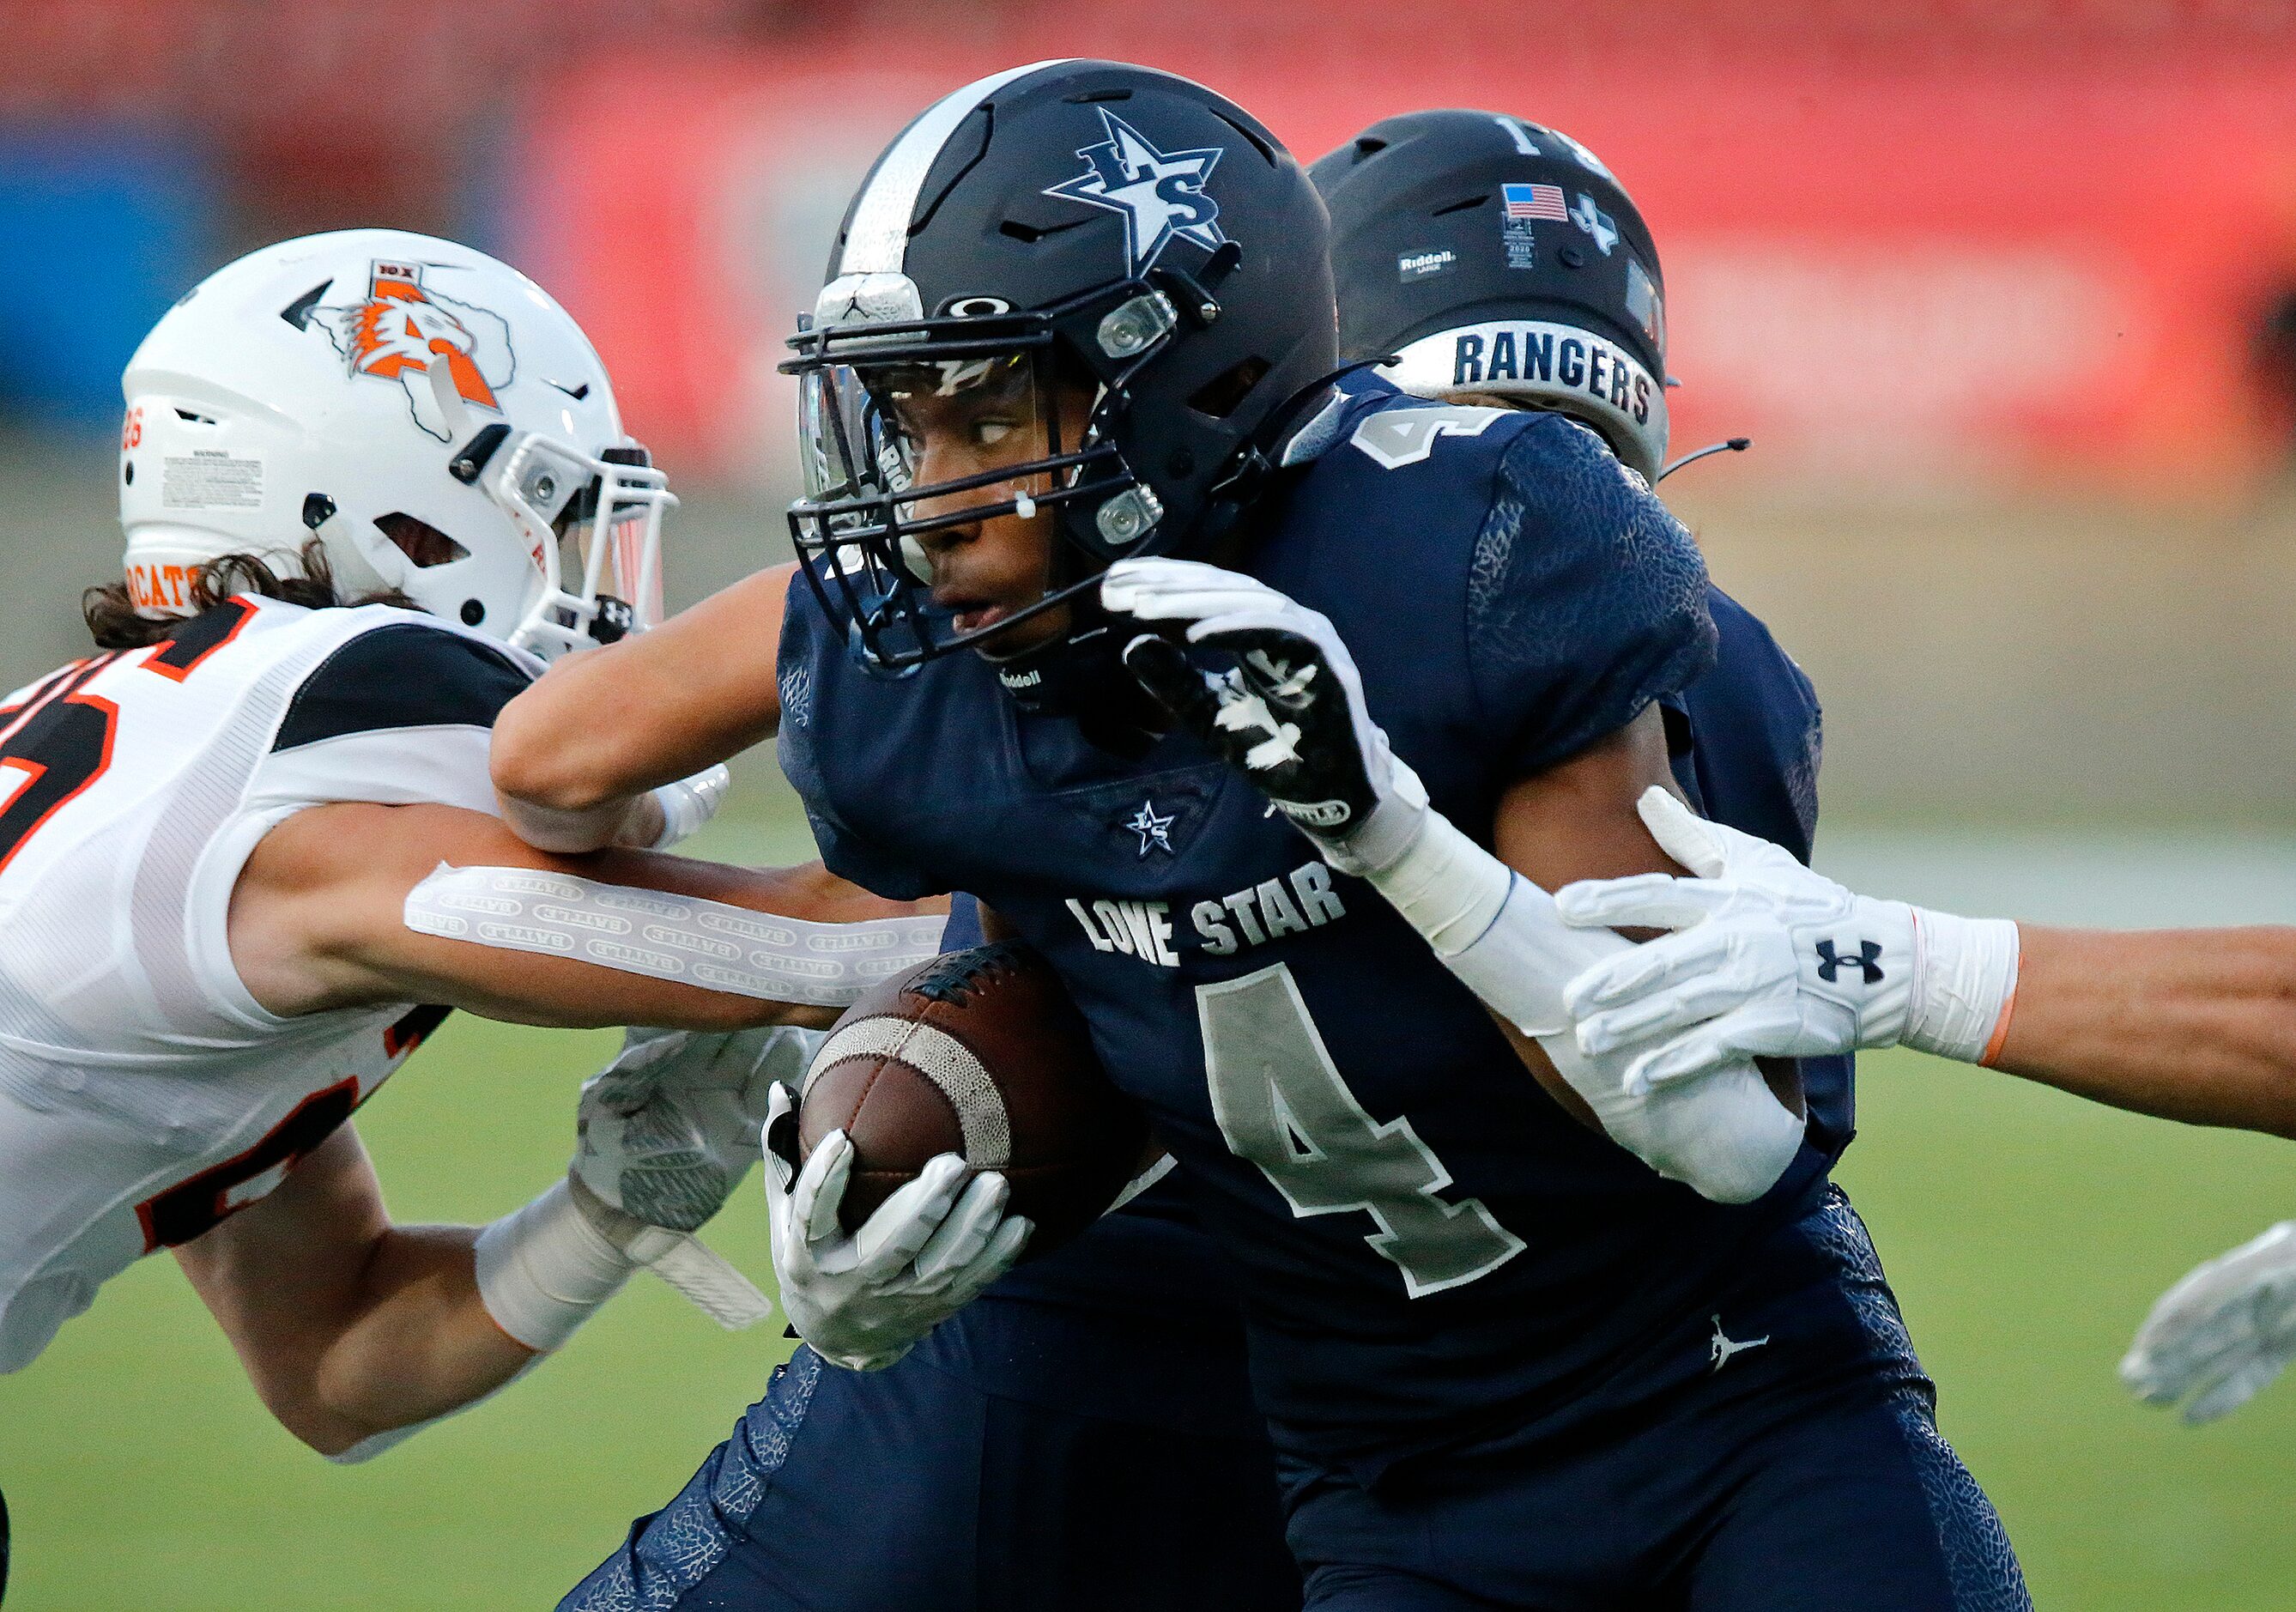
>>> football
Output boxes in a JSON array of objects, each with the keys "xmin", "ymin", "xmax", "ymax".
[{"xmin": 796, "ymin": 942, "xmax": 1149, "ymax": 1253}]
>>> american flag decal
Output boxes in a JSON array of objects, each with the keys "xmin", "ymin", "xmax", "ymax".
[{"xmin": 1502, "ymin": 183, "xmax": 1568, "ymax": 221}]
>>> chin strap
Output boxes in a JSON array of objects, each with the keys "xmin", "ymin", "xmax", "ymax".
[{"xmin": 989, "ymin": 609, "xmax": 1166, "ymax": 756}]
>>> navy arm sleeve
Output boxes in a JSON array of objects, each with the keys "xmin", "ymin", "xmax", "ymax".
[
  {"xmin": 1672, "ymin": 586, "xmax": 1823, "ymax": 861},
  {"xmin": 773, "ymin": 600, "xmax": 948, "ymax": 903},
  {"xmin": 1464, "ymin": 414, "xmax": 1717, "ymax": 781}
]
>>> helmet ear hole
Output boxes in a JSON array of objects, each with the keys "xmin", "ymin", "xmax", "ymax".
[
  {"xmin": 1186, "ymin": 356, "xmax": 1271, "ymax": 420},
  {"xmin": 460, "ymin": 599, "xmax": 486, "ymax": 627},
  {"xmin": 374, "ymin": 512, "xmax": 470, "ymax": 568}
]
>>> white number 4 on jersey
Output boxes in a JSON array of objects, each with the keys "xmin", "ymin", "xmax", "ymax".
[{"xmin": 1198, "ymin": 964, "xmax": 1524, "ymax": 1298}]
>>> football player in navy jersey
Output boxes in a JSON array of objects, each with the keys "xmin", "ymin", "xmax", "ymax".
[
  {"xmin": 765, "ymin": 63, "xmax": 2032, "ymax": 1609},
  {"xmin": 524, "ymin": 81, "xmax": 2017, "ymax": 1609}
]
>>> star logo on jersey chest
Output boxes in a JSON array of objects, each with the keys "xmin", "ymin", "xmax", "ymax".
[
  {"xmin": 1124, "ymin": 798, "xmax": 1177, "ymax": 858},
  {"xmin": 1044, "ymin": 109, "xmax": 1227, "ymax": 272}
]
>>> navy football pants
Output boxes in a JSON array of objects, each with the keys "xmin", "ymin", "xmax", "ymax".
[
  {"xmin": 558, "ymin": 1312, "xmax": 1300, "ymax": 1612},
  {"xmin": 1289, "ymin": 1380, "xmax": 2026, "ymax": 1612},
  {"xmin": 1287, "ymin": 1191, "xmax": 2030, "ymax": 1612}
]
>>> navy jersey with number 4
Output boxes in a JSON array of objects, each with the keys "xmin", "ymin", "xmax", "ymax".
[{"xmin": 781, "ymin": 379, "xmax": 1858, "ymax": 1483}]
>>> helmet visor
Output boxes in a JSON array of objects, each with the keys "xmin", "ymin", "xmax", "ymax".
[
  {"xmin": 789, "ymin": 344, "xmax": 1124, "ymax": 670},
  {"xmin": 487, "ymin": 432, "xmax": 675, "ymax": 659}
]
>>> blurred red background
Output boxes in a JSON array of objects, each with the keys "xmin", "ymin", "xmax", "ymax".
[
  {"xmin": 9, "ymin": 0, "xmax": 2296, "ymax": 490},
  {"xmin": 509, "ymin": 3, "xmax": 2296, "ymax": 489}
]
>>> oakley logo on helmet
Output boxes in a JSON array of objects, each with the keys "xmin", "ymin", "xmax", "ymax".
[
  {"xmin": 317, "ymin": 261, "xmax": 516, "ymax": 441},
  {"xmin": 1043, "ymin": 109, "xmax": 1228, "ymax": 273}
]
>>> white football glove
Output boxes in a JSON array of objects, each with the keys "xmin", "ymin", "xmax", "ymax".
[
  {"xmin": 761, "ymin": 1083, "xmax": 1031, "ymax": 1372},
  {"xmin": 2123, "ymin": 1221, "xmax": 2296, "ymax": 1423},
  {"xmin": 1554, "ymin": 789, "xmax": 2019, "ymax": 1093},
  {"xmin": 1101, "ymin": 558, "xmax": 1428, "ymax": 874},
  {"xmin": 570, "ymin": 1026, "xmax": 820, "ymax": 1327}
]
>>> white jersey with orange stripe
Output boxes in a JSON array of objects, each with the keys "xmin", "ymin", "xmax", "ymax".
[{"xmin": 0, "ymin": 593, "xmax": 540, "ymax": 1373}]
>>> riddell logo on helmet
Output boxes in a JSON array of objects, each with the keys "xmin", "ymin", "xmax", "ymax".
[
  {"xmin": 1397, "ymin": 249, "xmax": 1457, "ymax": 282},
  {"xmin": 317, "ymin": 261, "xmax": 518, "ymax": 442}
]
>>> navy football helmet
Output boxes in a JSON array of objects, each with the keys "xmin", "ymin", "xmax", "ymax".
[
  {"xmin": 1309, "ymin": 110, "xmax": 1669, "ymax": 481},
  {"xmin": 783, "ymin": 60, "xmax": 1336, "ymax": 672}
]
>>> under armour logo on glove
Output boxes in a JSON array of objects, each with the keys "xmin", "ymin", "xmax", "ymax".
[{"xmin": 1813, "ymin": 938, "xmax": 1884, "ymax": 985}]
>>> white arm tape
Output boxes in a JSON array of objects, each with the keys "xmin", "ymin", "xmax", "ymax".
[
  {"xmin": 1361, "ymin": 808, "xmax": 1804, "ymax": 1203},
  {"xmin": 1905, "ymin": 909, "xmax": 2021, "ymax": 1064},
  {"xmin": 641, "ymin": 1234, "xmax": 776, "ymax": 1330},
  {"xmin": 404, "ymin": 864, "xmax": 946, "ymax": 1008},
  {"xmin": 474, "ymin": 1175, "xmax": 639, "ymax": 1354}
]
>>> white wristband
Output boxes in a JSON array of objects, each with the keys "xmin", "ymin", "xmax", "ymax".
[
  {"xmin": 1354, "ymin": 800, "xmax": 1801, "ymax": 1203},
  {"xmin": 1904, "ymin": 910, "xmax": 2021, "ymax": 1064},
  {"xmin": 1359, "ymin": 806, "xmax": 1512, "ymax": 959},
  {"xmin": 474, "ymin": 1176, "xmax": 640, "ymax": 1353}
]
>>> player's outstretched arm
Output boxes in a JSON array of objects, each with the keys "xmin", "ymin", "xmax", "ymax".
[
  {"xmin": 1982, "ymin": 924, "xmax": 2296, "ymax": 1136},
  {"xmin": 174, "ymin": 1123, "xmax": 534, "ymax": 1458},
  {"xmin": 1555, "ymin": 789, "xmax": 2296, "ymax": 1138},
  {"xmin": 179, "ymin": 1027, "xmax": 813, "ymax": 1458},
  {"xmin": 229, "ymin": 799, "xmax": 942, "ymax": 1030},
  {"xmin": 489, "ymin": 563, "xmax": 797, "ymax": 851}
]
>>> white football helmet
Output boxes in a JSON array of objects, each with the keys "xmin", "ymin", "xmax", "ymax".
[{"xmin": 118, "ymin": 227, "xmax": 673, "ymax": 658}]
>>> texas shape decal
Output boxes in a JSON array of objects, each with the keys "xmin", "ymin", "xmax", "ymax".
[
  {"xmin": 318, "ymin": 261, "xmax": 516, "ymax": 440},
  {"xmin": 1044, "ymin": 109, "xmax": 1227, "ymax": 272}
]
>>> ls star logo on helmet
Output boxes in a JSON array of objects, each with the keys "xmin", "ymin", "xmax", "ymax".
[
  {"xmin": 317, "ymin": 260, "xmax": 517, "ymax": 441},
  {"xmin": 1043, "ymin": 109, "xmax": 1227, "ymax": 272}
]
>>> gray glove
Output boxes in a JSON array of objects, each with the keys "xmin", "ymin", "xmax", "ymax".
[
  {"xmin": 570, "ymin": 1026, "xmax": 822, "ymax": 1327},
  {"xmin": 2123, "ymin": 1221, "xmax": 2296, "ymax": 1423}
]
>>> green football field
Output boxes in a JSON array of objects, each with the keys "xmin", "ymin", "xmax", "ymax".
[{"xmin": 3, "ymin": 803, "xmax": 2293, "ymax": 1609}]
